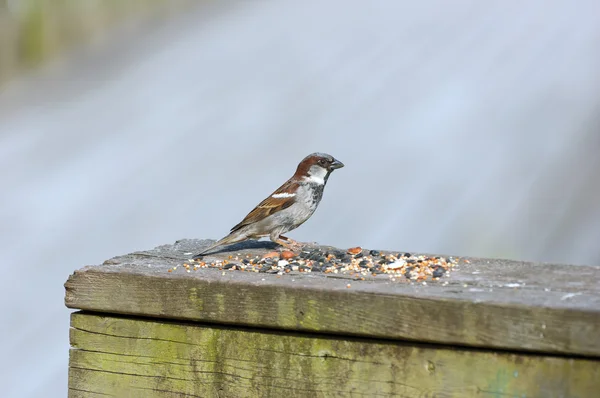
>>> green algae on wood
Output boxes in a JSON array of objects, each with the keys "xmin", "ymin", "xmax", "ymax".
[{"xmin": 68, "ymin": 312, "xmax": 600, "ymax": 398}]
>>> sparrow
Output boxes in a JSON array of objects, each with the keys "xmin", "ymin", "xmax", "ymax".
[{"xmin": 193, "ymin": 152, "xmax": 344, "ymax": 258}]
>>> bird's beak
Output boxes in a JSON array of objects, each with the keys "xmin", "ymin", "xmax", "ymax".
[{"xmin": 330, "ymin": 158, "xmax": 344, "ymax": 170}]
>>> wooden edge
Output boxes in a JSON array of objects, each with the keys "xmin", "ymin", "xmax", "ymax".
[{"xmin": 65, "ymin": 257, "xmax": 600, "ymax": 358}]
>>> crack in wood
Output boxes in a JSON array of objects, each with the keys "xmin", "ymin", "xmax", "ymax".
[
  {"xmin": 71, "ymin": 366, "xmax": 393, "ymax": 396},
  {"xmin": 131, "ymin": 386, "xmax": 205, "ymax": 398},
  {"xmin": 71, "ymin": 349, "xmax": 358, "ymax": 387},
  {"xmin": 71, "ymin": 326, "xmax": 198, "ymax": 346},
  {"xmin": 68, "ymin": 387, "xmax": 114, "ymax": 397},
  {"xmin": 255, "ymin": 346, "xmax": 384, "ymax": 364},
  {"xmin": 70, "ymin": 365, "xmax": 249, "ymax": 383},
  {"xmin": 477, "ymin": 387, "xmax": 544, "ymax": 398}
]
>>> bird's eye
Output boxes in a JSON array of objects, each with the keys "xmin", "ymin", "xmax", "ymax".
[{"xmin": 319, "ymin": 159, "xmax": 326, "ymax": 165}]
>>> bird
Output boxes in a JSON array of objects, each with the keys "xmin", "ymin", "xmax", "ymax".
[{"xmin": 193, "ymin": 152, "xmax": 344, "ymax": 258}]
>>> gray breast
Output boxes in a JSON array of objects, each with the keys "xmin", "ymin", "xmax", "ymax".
[{"xmin": 298, "ymin": 182, "xmax": 324, "ymax": 213}]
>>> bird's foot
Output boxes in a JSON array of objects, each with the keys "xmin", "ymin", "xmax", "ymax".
[{"xmin": 275, "ymin": 236, "xmax": 305, "ymax": 252}]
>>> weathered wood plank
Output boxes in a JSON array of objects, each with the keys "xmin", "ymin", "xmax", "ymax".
[
  {"xmin": 65, "ymin": 239, "xmax": 600, "ymax": 357},
  {"xmin": 68, "ymin": 312, "xmax": 600, "ymax": 398}
]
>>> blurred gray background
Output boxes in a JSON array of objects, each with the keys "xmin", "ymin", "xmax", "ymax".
[{"xmin": 1, "ymin": 0, "xmax": 600, "ymax": 396}]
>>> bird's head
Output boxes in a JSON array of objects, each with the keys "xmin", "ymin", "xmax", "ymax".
[{"xmin": 294, "ymin": 152, "xmax": 344, "ymax": 184}]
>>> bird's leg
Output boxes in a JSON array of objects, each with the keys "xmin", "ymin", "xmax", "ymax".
[
  {"xmin": 273, "ymin": 235, "xmax": 304, "ymax": 251},
  {"xmin": 279, "ymin": 235, "xmax": 299, "ymax": 245}
]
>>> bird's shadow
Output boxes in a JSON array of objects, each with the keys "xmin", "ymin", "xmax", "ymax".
[{"xmin": 195, "ymin": 240, "xmax": 280, "ymax": 258}]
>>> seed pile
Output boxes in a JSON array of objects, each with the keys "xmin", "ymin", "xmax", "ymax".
[{"xmin": 169, "ymin": 246, "xmax": 457, "ymax": 282}]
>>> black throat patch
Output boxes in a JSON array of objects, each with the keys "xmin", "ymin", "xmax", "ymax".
[{"xmin": 308, "ymin": 182, "xmax": 325, "ymax": 208}]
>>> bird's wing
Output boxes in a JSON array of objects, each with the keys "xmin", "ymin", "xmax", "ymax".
[{"xmin": 230, "ymin": 180, "xmax": 299, "ymax": 232}]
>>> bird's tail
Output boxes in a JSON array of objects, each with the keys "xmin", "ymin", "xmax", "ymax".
[{"xmin": 192, "ymin": 232, "xmax": 245, "ymax": 259}]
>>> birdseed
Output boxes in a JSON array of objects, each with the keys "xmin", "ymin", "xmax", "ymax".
[{"xmin": 169, "ymin": 246, "xmax": 459, "ymax": 282}]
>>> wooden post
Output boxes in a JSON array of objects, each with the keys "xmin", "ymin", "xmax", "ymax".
[{"xmin": 65, "ymin": 239, "xmax": 600, "ymax": 397}]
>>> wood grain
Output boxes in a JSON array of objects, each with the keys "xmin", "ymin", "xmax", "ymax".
[{"xmin": 68, "ymin": 312, "xmax": 600, "ymax": 398}]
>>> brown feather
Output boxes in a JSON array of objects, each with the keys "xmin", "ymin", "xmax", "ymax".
[{"xmin": 230, "ymin": 180, "xmax": 300, "ymax": 232}]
